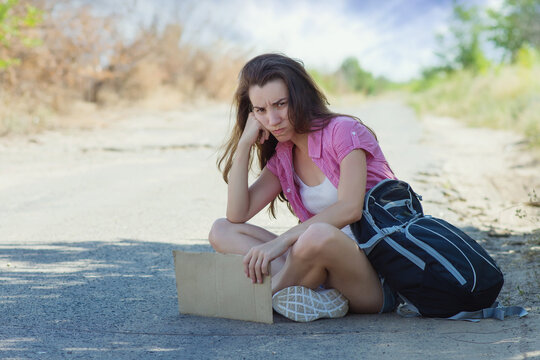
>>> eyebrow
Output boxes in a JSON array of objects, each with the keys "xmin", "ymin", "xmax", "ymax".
[{"xmin": 252, "ymin": 97, "xmax": 288, "ymax": 110}]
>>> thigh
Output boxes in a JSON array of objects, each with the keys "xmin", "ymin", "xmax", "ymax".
[
  {"xmin": 209, "ymin": 219, "xmax": 287, "ymax": 276},
  {"xmin": 236, "ymin": 222, "xmax": 279, "ymax": 243},
  {"xmin": 210, "ymin": 218, "xmax": 278, "ymax": 252},
  {"xmin": 234, "ymin": 222, "xmax": 289, "ymax": 276},
  {"xmin": 317, "ymin": 227, "xmax": 383, "ymax": 313}
]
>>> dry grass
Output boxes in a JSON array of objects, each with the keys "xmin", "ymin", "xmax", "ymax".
[
  {"xmin": 0, "ymin": 1, "xmax": 246, "ymax": 136},
  {"xmin": 409, "ymin": 64, "xmax": 540, "ymax": 146}
]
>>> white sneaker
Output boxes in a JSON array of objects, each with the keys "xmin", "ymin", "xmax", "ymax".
[{"xmin": 272, "ymin": 286, "xmax": 349, "ymax": 322}]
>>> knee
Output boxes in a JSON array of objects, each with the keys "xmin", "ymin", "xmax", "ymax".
[
  {"xmin": 292, "ymin": 223, "xmax": 337, "ymax": 260},
  {"xmin": 208, "ymin": 218, "xmax": 232, "ymax": 253}
]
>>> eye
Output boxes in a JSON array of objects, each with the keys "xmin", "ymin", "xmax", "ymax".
[
  {"xmin": 277, "ymin": 101, "xmax": 287, "ymax": 107},
  {"xmin": 255, "ymin": 108, "xmax": 265, "ymax": 113}
]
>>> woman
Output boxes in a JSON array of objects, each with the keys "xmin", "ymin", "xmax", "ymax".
[{"xmin": 209, "ymin": 53, "xmax": 398, "ymax": 322}]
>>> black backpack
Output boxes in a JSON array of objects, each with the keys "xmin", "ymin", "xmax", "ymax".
[{"xmin": 351, "ymin": 179, "xmax": 525, "ymax": 319}]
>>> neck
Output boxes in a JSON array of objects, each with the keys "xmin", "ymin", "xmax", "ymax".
[{"xmin": 291, "ymin": 132, "xmax": 309, "ymax": 155}]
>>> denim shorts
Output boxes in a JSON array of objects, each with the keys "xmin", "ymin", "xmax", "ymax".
[{"xmin": 379, "ymin": 277, "xmax": 399, "ymax": 314}]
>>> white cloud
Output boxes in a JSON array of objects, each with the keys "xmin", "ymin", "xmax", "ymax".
[
  {"xmin": 130, "ymin": 0, "xmax": 509, "ymax": 81},
  {"xmin": 104, "ymin": 0, "xmax": 502, "ymax": 81},
  {"xmin": 181, "ymin": 0, "xmax": 451, "ymax": 81}
]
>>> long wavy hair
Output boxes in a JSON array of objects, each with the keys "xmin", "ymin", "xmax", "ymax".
[{"xmin": 217, "ymin": 53, "xmax": 376, "ymax": 218}]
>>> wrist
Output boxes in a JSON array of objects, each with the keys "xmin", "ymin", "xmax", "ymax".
[
  {"xmin": 237, "ymin": 139, "xmax": 254, "ymax": 151},
  {"xmin": 279, "ymin": 233, "xmax": 296, "ymax": 248}
]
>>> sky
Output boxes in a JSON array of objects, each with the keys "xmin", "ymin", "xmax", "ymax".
[{"xmin": 115, "ymin": 0, "xmax": 504, "ymax": 82}]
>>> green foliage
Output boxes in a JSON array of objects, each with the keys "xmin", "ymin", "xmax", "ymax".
[
  {"xmin": 0, "ymin": 0, "xmax": 43, "ymax": 70},
  {"xmin": 453, "ymin": 4, "xmax": 490, "ymax": 72},
  {"xmin": 308, "ymin": 58, "xmax": 392, "ymax": 96},
  {"xmin": 433, "ymin": 2, "xmax": 491, "ymax": 75},
  {"xmin": 308, "ymin": 68, "xmax": 338, "ymax": 94},
  {"xmin": 339, "ymin": 57, "xmax": 374, "ymax": 93},
  {"xmin": 415, "ymin": 0, "xmax": 540, "ymax": 90},
  {"xmin": 407, "ymin": 1, "xmax": 540, "ymax": 147},
  {"xmin": 0, "ymin": 56, "xmax": 18, "ymax": 69},
  {"xmin": 337, "ymin": 57, "xmax": 391, "ymax": 95},
  {"xmin": 487, "ymin": 0, "xmax": 540, "ymax": 62},
  {"xmin": 515, "ymin": 44, "xmax": 540, "ymax": 68},
  {"xmin": 409, "ymin": 65, "xmax": 452, "ymax": 92}
]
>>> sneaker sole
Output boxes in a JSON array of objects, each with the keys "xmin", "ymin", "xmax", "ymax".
[{"xmin": 272, "ymin": 286, "xmax": 349, "ymax": 322}]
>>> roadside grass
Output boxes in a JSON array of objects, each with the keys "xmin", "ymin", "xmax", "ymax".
[{"xmin": 407, "ymin": 64, "xmax": 540, "ymax": 147}]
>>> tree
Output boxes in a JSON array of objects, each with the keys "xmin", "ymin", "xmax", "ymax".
[
  {"xmin": 487, "ymin": 0, "xmax": 540, "ymax": 62},
  {"xmin": 338, "ymin": 57, "xmax": 376, "ymax": 94},
  {"xmin": 434, "ymin": 2, "xmax": 490, "ymax": 73}
]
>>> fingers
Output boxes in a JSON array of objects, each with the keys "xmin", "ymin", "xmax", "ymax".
[
  {"xmin": 261, "ymin": 257, "xmax": 270, "ymax": 276},
  {"xmin": 248, "ymin": 255, "xmax": 257, "ymax": 283},
  {"xmin": 243, "ymin": 250, "xmax": 265, "ymax": 284},
  {"xmin": 243, "ymin": 252, "xmax": 250, "ymax": 278},
  {"xmin": 248, "ymin": 112, "xmax": 271, "ymax": 145},
  {"xmin": 243, "ymin": 251, "xmax": 257, "ymax": 283},
  {"xmin": 255, "ymin": 257, "xmax": 263, "ymax": 283},
  {"xmin": 259, "ymin": 128, "xmax": 270, "ymax": 145}
]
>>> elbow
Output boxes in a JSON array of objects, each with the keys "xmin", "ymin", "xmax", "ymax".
[
  {"xmin": 225, "ymin": 211, "xmax": 247, "ymax": 224},
  {"xmin": 349, "ymin": 211, "xmax": 363, "ymax": 224},
  {"xmin": 226, "ymin": 217, "xmax": 246, "ymax": 224},
  {"xmin": 225, "ymin": 204, "xmax": 247, "ymax": 223},
  {"xmin": 344, "ymin": 203, "xmax": 363, "ymax": 224}
]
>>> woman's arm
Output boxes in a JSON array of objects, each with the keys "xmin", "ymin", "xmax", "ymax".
[
  {"xmin": 243, "ymin": 149, "xmax": 368, "ymax": 283},
  {"xmin": 226, "ymin": 115, "xmax": 281, "ymax": 223}
]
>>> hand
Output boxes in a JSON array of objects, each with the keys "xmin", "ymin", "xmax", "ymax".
[
  {"xmin": 243, "ymin": 237, "xmax": 289, "ymax": 284},
  {"xmin": 239, "ymin": 112, "xmax": 269, "ymax": 147}
]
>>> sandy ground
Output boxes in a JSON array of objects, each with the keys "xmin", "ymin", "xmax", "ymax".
[{"xmin": 0, "ymin": 99, "xmax": 538, "ymax": 359}]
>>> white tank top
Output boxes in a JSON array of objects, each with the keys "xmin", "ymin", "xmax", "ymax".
[{"xmin": 294, "ymin": 173, "xmax": 356, "ymax": 241}]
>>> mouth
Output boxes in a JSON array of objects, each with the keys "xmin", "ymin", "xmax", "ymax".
[{"xmin": 273, "ymin": 128, "xmax": 285, "ymax": 136}]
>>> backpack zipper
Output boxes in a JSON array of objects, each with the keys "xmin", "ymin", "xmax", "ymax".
[{"xmin": 383, "ymin": 199, "xmax": 410, "ymax": 210}]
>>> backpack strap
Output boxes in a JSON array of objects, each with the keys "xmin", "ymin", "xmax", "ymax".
[
  {"xmin": 359, "ymin": 212, "xmax": 423, "ymax": 255},
  {"xmin": 447, "ymin": 302, "xmax": 528, "ymax": 321},
  {"xmin": 396, "ymin": 295, "xmax": 528, "ymax": 321},
  {"xmin": 395, "ymin": 294, "xmax": 421, "ymax": 317},
  {"xmin": 358, "ymin": 225, "xmax": 403, "ymax": 255}
]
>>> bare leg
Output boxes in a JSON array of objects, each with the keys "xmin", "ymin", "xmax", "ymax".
[
  {"xmin": 271, "ymin": 222, "xmax": 383, "ymax": 314},
  {"xmin": 208, "ymin": 218, "xmax": 287, "ymax": 276}
]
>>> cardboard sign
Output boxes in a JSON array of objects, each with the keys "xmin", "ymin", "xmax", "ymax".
[{"xmin": 173, "ymin": 251, "xmax": 273, "ymax": 324}]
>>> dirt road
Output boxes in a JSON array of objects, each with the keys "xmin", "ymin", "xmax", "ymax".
[{"xmin": 0, "ymin": 99, "xmax": 538, "ymax": 359}]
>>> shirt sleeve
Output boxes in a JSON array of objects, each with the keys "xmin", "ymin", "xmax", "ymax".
[
  {"xmin": 332, "ymin": 119, "xmax": 380, "ymax": 164},
  {"xmin": 265, "ymin": 153, "xmax": 279, "ymax": 177}
]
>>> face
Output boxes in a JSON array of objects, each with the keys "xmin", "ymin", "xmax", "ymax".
[{"xmin": 249, "ymin": 79, "xmax": 295, "ymax": 142}]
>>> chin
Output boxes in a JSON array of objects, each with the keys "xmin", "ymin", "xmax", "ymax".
[{"xmin": 275, "ymin": 135, "xmax": 291, "ymax": 143}]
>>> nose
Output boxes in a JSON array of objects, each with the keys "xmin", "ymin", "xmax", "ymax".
[{"xmin": 267, "ymin": 109, "xmax": 281, "ymax": 127}]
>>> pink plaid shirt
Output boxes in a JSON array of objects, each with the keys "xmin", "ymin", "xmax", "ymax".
[{"xmin": 266, "ymin": 116, "xmax": 397, "ymax": 222}]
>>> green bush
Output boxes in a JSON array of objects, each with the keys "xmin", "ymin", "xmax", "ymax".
[{"xmin": 0, "ymin": 0, "xmax": 43, "ymax": 70}]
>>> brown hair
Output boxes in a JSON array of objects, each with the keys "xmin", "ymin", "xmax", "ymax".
[{"xmin": 217, "ymin": 53, "xmax": 375, "ymax": 218}]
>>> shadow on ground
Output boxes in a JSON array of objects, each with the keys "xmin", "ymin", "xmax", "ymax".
[
  {"xmin": 0, "ymin": 238, "xmax": 537, "ymax": 359},
  {"xmin": 0, "ymin": 239, "xmax": 211, "ymax": 359}
]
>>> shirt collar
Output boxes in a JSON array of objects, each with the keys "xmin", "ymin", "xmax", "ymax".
[
  {"xmin": 308, "ymin": 127, "xmax": 322, "ymax": 159},
  {"xmin": 274, "ymin": 127, "xmax": 323, "ymax": 159}
]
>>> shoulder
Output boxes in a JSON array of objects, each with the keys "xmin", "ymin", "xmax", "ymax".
[
  {"xmin": 322, "ymin": 116, "xmax": 364, "ymax": 135},
  {"xmin": 323, "ymin": 116, "xmax": 373, "ymax": 142},
  {"xmin": 321, "ymin": 116, "xmax": 379, "ymax": 163},
  {"xmin": 323, "ymin": 116, "xmax": 357, "ymax": 129}
]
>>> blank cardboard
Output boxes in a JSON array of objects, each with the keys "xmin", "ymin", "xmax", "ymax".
[{"xmin": 173, "ymin": 251, "xmax": 273, "ymax": 324}]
